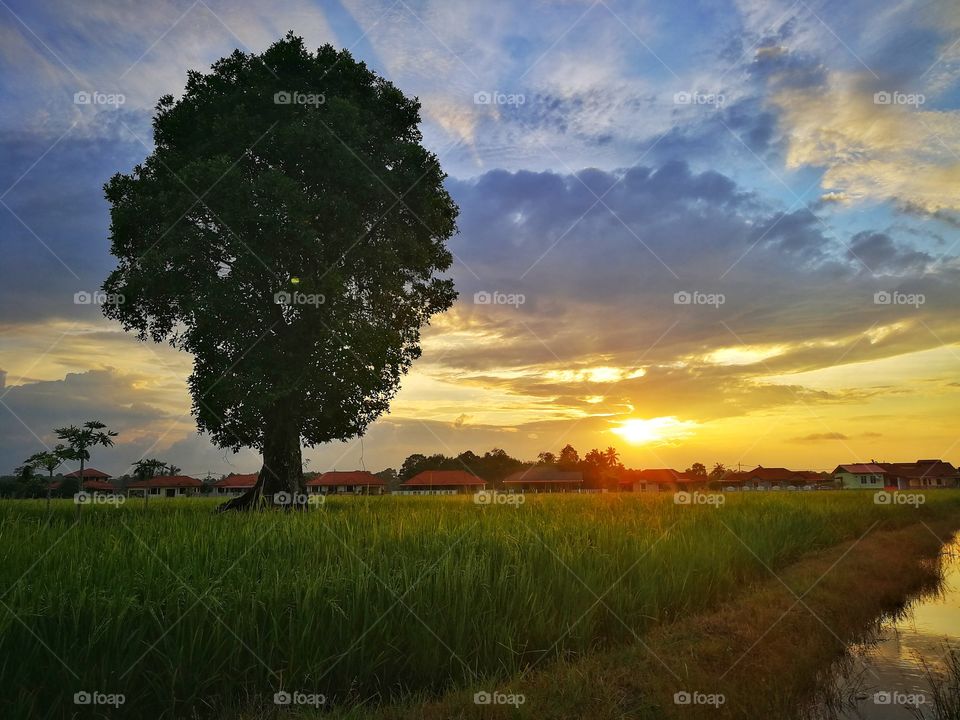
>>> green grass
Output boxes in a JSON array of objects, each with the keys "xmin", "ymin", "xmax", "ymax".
[{"xmin": 0, "ymin": 492, "xmax": 958, "ymax": 719}]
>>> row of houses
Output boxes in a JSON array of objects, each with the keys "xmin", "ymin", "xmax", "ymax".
[
  {"xmin": 831, "ymin": 460, "xmax": 960, "ymax": 490},
  {"xmin": 54, "ymin": 459, "xmax": 960, "ymax": 497},
  {"xmin": 56, "ymin": 467, "xmax": 582, "ymax": 496},
  {"xmin": 616, "ymin": 467, "xmax": 830, "ymax": 493},
  {"xmin": 618, "ymin": 460, "xmax": 960, "ymax": 492}
]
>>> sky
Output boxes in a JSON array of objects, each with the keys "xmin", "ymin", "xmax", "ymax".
[{"xmin": 1, "ymin": 0, "xmax": 959, "ymax": 477}]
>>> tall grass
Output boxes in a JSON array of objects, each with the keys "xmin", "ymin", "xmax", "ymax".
[{"xmin": 0, "ymin": 492, "xmax": 957, "ymax": 719}]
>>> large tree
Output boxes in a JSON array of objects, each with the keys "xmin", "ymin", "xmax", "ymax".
[{"xmin": 102, "ymin": 34, "xmax": 458, "ymax": 510}]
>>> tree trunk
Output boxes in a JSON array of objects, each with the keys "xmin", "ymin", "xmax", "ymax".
[{"xmin": 217, "ymin": 402, "xmax": 305, "ymax": 512}]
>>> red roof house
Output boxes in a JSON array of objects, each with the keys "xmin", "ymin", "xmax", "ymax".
[
  {"xmin": 880, "ymin": 460, "xmax": 959, "ymax": 490},
  {"xmin": 618, "ymin": 469, "xmax": 706, "ymax": 492},
  {"xmin": 306, "ymin": 471, "xmax": 384, "ymax": 495},
  {"xmin": 81, "ymin": 479, "xmax": 118, "ymax": 493},
  {"xmin": 831, "ymin": 464, "xmax": 889, "ymax": 489},
  {"xmin": 397, "ymin": 470, "xmax": 485, "ymax": 494},
  {"xmin": 126, "ymin": 475, "xmax": 202, "ymax": 497},
  {"xmin": 722, "ymin": 467, "xmax": 821, "ymax": 491},
  {"xmin": 212, "ymin": 473, "xmax": 258, "ymax": 495},
  {"xmin": 503, "ymin": 467, "xmax": 583, "ymax": 492}
]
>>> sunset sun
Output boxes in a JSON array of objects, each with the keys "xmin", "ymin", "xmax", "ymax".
[{"xmin": 611, "ymin": 417, "xmax": 697, "ymax": 445}]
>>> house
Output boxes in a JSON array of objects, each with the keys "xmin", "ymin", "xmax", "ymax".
[
  {"xmin": 502, "ymin": 467, "xmax": 583, "ymax": 493},
  {"xmin": 212, "ymin": 473, "xmax": 258, "ymax": 496},
  {"xmin": 395, "ymin": 470, "xmax": 486, "ymax": 495},
  {"xmin": 81, "ymin": 479, "xmax": 119, "ymax": 494},
  {"xmin": 306, "ymin": 471, "xmax": 385, "ymax": 495},
  {"xmin": 618, "ymin": 469, "xmax": 707, "ymax": 493},
  {"xmin": 831, "ymin": 464, "xmax": 888, "ymax": 489},
  {"xmin": 879, "ymin": 460, "xmax": 960, "ymax": 490},
  {"xmin": 722, "ymin": 467, "xmax": 822, "ymax": 491},
  {"xmin": 63, "ymin": 468, "xmax": 111, "ymax": 481},
  {"xmin": 126, "ymin": 475, "xmax": 202, "ymax": 498}
]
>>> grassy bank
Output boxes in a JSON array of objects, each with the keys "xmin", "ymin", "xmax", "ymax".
[{"xmin": 1, "ymin": 492, "xmax": 958, "ymax": 719}]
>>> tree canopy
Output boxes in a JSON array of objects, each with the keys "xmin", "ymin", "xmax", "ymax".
[{"xmin": 102, "ymin": 34, "xmax": 459, "ymax": 507}]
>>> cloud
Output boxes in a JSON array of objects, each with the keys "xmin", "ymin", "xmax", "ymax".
[
  {"xmin": 791, "ymin": 432, "xmax": 849, "ymax": 442},
  {"xmin": 775, "ymin": 74, "xmax": 960, "ymax": 212},
  {"xmin": 0, "ymin": 368, "xmax": 187, "ymax": 474},
  {"xmin": 848, "ymin": 231, "xmax": 932, "ymax": 274}
]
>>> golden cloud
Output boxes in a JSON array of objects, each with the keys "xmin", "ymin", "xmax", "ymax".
[{"xmin": 775, "ymin": 73, "xmax": 960, "ymax": 211}]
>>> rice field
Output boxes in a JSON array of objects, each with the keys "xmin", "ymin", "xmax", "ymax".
[{"xmin": 1, "ymin": 492, "xmax": 958, "ymax": 719}]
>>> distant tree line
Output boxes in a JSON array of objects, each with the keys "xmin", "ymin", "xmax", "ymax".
[{"xmin": 377, "ymin": 443, "xmax": 626, "ymax": 491}]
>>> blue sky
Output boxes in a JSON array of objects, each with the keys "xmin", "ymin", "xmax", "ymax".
[{"xmin": 1, "ymin": 0, "xmax": 959, "ymax": 476}]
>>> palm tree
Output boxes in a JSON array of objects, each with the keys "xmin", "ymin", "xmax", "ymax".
[
  {"xmin": 165, "ymin": 464, "xmax": 181, "ymax": 476},
  {"xmin": 603, "ymin": 446, "xmax": 621, "ymax": 469},
  {"xmin": 132, "ymin": 458, "xmax": 169, "ymax": 508},
  {"xmin": 133, "ymin": 458, "xmax": 166, "ymax": 480},
  {"xmin": 53, "ymin": 421, "xmax": 117, "ymax": 492}
]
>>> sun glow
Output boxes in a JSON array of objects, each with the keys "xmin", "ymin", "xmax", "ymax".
[{"xmin": 611, "ymin": 416, "xmax": 697, "ymax": 445}]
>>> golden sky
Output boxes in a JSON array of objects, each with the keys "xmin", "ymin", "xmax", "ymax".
[{"xmin": 1, "ymin": 0, "xmax": 960, "ymax": 475}]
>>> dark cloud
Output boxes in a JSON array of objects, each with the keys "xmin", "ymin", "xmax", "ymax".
[
  {"xmin": 0, "ymin": 131, "xmax": 145, "ymax": 326},
  {"xmin": 848, "ymin": 231, "xmax": 932, "ymax": 273}
]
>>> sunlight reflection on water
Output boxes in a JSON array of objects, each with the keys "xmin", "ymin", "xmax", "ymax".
[{"xmin": 824, "ymin": 535, "xmax": 960, "ymax": 720}]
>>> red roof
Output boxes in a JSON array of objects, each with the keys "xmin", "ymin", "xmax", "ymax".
[
  {"xmin": 503, "ymin": 468, "xmax": 583, "ymax": 484},
  {"xmin": 212, "ymin": 473, "xmax": 258, "ymax": 488},
  {"xmin": 403, "ymin": 470, "xmax": 485, "ymax": 487},
  {"xmin": 621, "ymin": 468, "xmax": 692, "ymax": 484},
  {"xmin": 63, "ymin": 468, "xmax": 110, "ymax": 479},
  {"xmin": 724, "ymin": 467, "xmax": 826, "ymax": 484},
  {"xmin": 880, "ymin": 460, "xmax": 959, "ymax": 479},
  {"xmin": 127, "ymin": 475, "xmax": 202, "ymax": 489},
  {"xmin": 744, "ymin": 467, "xmax": 805, "ymax": 482},
  {"xmin": 82, "ymin": 480, "xmax": 117, "ymax": 491},
  {"xmin": 307, "ymin": 471, "xmax": 384, "ymax": 487}
]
